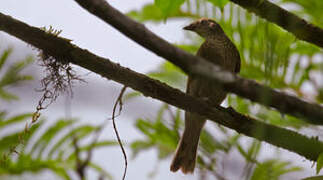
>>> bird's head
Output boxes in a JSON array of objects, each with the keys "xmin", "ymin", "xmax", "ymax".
[{"xmin": 183, "ymin": 18, "xmax": 224, "ymax": 38}]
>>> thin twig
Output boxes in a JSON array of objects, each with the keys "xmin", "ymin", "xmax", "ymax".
[
  {"xmin": 112, "ymin": 86, "xmax": 128, "ymax": 180},
  {"xmin": 73, "ymin": 137, "xmax": 86, "ymax": 180},
  {"xmin": 82, "ymin": 86, "xmax": 127, "ymax": 180},
  {"xmin": 73, "ymin": 131, "xmax": 97, "ymax": 180}
]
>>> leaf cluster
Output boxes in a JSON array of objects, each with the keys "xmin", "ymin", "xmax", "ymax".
[
  {"xmin": 126, "ymin": 0, "xmax": 322, "ymax": 178},
  {"xmin": 0, "ymin": 48, "xmax": 116, "ymax": 180},
  {"xmin": 0, "ymin": 48, "xmax": 33, "ymax": 101}
]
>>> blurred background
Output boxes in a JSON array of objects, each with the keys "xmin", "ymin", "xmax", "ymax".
[{"xmin": 0, "ymin": 0, "xmax": 322, "ymax": 179}]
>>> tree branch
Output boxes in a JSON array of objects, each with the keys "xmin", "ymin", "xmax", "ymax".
[
  {"xmin": 0, "ymin": 12, "xmax": 322, "ymax": 162},
  {"xmin": 73, "ymin": 0, "xmax": 323, "ymax": 124},
  {"xmin": 229, "ymin": 0, "xmax": 323, "ymax": 48}
]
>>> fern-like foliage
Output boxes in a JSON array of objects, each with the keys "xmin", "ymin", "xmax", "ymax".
[
  {"xmin": 0, "ymin": 114, "xmax": 116, "ymax": 180},
  {"xmin": 0, "ymin": 48, "xmax": 116, "ymax": 179},
  {"xmin": 0, "ymin": 48, "xmax": 33, "ymax": 101},
  {"xmin": 125, "ymin": 0, "xmax": 321, "ymax": 178}
]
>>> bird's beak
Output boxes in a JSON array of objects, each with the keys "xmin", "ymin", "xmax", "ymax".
[{"xmin": 183, "ymin": 24, "xmax": 196, "ymax": 31}]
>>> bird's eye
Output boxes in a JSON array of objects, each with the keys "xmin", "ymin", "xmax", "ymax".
[
  {"xmin": 209, "ymin": 23, "xmax": 216, "ymax": 28},
  {"xmin": 201, "ymin": 20, "xmax": 207, "ymax": 25}
]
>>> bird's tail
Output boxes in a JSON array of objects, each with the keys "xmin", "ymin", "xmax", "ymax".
[{"xmin": 170, "ymin": 112, "xmax": 205, "ymax": 174}]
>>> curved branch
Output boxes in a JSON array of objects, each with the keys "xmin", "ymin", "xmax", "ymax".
[
  {"xmin": 0, "ymin": 12, "xmax": 322, "ymax": 162},
  {"xmin": 73, "ymin": 0, "xmax": 323, "ymax": 124},
  {"xmin": 229, "ymin": 0, "xmax": 323, "ymax": 48}
]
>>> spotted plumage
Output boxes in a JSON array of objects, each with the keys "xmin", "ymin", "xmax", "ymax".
[{"xmin": 170, "ymin": 18, "xmax": 241, "ymax": 174}]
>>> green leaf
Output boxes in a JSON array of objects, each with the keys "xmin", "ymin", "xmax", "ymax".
[
  {"xmin": 0, "ymin": 111, "xmax": 6, "ymax": 121},
  {"xmin": 31, "ymin": 119, "xmax": 75, "ymax": 158},
  {"xmin": 0, "ymin": 113, "xmax": 115, "ymax": 178},
  {"xmin": 132, "ymin": 105, "xmax": 180, "ymax": 160},
  {"xmin": 78, "ymin": 141, "xmax": 118, "ymax": 152},
  {"xmin": 173, "ymin": 108, "xmax": 182, "ymax": 135},
  {"xmin": 89, "ymin": 163, "xmax": 113, "ymax": 180},
  {"xmin": 176, "ymin": 44, "xmax": 200, "ymax": 54},
  {"xmin": 148, "ymin": 62, "xmax": 186, "ymax": 89},
  {"xmin": 67, "ymin": 141, "xmax": 118, "ymax": 161},
  {"xmin": 236, "ymin": 144, "xmax": 257, "ymax": 163},
  {"xmin": 200, "ymin": 129, "xmax": 228, "ymax": 154},
  {"xmin": 1, "ymin": 154, "xmax": 71, "ymax": 180},
  {"xmin": 135, "ymin": 118, "xmax": 155, "ymax": 137},
  {"xmin": 131, "ymin": 140, "xmax": 154, "ymax": 159},
  {"xmin": 206, "ymin": 0, "xmax": 229, "ymax": 9},
  {"xmin": 124, "ymin": 91, "xmax": 142, "ymax": 101},
  {"xmin": 0, "ymin": 48, "xmax": 33, "ymax": 101},
  {"xmin": 155, "ymin": 0, "xmax": 185, "ymax": 18},
  {"xmin": 0, "ymin": 56, "xmax": 33, "ymax": 88},
  {"xmin": 48, "ymin": 125, "xmax": 97, "ymax": 158},
  {"xmin": 246, "ymin": 140, "xmax": 261, "ymax": 162},
  {"xmin": 127, "ymin": 3, "xmax": 198, "ymax": 22},
  {"xmin": 0, "ymin": 113, "xmax": 32, "ymax": 128},
  {"xmin": 0, "ymin": 121, "xmax": 42, "ymax": 153},
  {"xmin": 316, "ymin": 152, "xmax": 323, "ymax": 174},
  {"xmin": 127, "ymin": 4, "xmax": 165, "ymax": 22},
  {"xmin": 0, "ymin": 88, "xmax": 19, "ymax": 101},
  {"xmin": 251, "ymin": 159, "xmax": 302, "ymax": 180},
  {"xmin": 0, "ymin": 48, "xmax": 12, "ymax": 71}
]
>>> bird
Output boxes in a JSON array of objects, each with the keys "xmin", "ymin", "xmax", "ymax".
[{"xmin": 170, "ymin": 18, "xmax": 241, "ymax": 174}]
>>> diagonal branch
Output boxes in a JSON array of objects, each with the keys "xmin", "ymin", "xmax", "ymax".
[
  {"xmin": 0, "ymin": 12, "xmax": 322, "ymax": 162},
  {"xmin": 73, "ymin": 0, "xmax": 323, "ymax": 124},
  {"xmin": 229, "ymin": 0, "xmax": 323, "ymax": 48}
]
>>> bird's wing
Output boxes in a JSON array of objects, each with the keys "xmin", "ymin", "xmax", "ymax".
[
  {"xmin": 186, "ymin": 41, "xmax": 224, "ymax": 96},
  {"xmin": 196, "ymin": 41, "xmax": 224, "ymax": 66},
  {"xmin": 234, "ymin": 54, "xmax": 241, "ymax": 73},
  {"xmin": 231, "ymin": 44, "xmax": 241, "ymax": 73}
]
